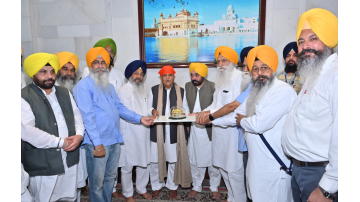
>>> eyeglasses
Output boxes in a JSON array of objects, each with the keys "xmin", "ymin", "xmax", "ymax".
[
  {"xmin": 251, "ymin": 66, "xmax": 270, "ymax": 73},
  {"xmin": 133, "ymin": 72, "xmax": 144, "ymax": 77},
  {"xmin": 92, "ymin": 60, "xmax": 107, "ymax": 66}
]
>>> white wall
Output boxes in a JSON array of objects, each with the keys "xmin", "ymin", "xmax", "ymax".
[{"xmin": 21, "ymin": 0, "xmax": 338, "ymax": 93}]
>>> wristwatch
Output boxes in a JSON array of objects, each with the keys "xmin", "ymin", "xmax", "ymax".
[
  {"xmin": 209, "ymin": 114, "xmax": 215, "ymax": 121},
  {"xmin": 318, "ymin": 185, "xmax": 336, "ymax": 200}
]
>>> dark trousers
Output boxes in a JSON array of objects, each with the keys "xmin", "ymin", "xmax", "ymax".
[
  {"xmin": 242, "ymin": 151, "xmax": 251, "ymax": 202},
  {"xmin": 291, "ymin": 164, "xmax": 338, "ymax": 202}
]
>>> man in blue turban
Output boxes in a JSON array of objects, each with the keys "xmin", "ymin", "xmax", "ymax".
[
  {"xmin": 116, "ymin": 60, "xmax": 152, "ymax": 202},
  {"xmin": 276, "ymin": 41, "xmax": 302, "ymax": 94}
]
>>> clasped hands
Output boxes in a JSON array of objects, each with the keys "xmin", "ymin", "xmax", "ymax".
[{"xmin": 62, "ymin": 135, "xmax": 83, "ymax": 152}]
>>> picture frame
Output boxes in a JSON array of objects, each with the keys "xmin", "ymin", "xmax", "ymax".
[{"xmin": 138, "ymin": 0, "xmax": 266, "ymax": 68}]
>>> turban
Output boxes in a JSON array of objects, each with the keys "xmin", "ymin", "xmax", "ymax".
[
  {"xmin": 124, "ymin": 60, "xmax": 147, "ymax": 79},
  {"xmin": 86, "ymin": 47, "xmax": 110, "ymax": 68},
  {"xmin": 189, "ymin": 63, "xmax": 208, "ymax": 77},
  {"xmin": 214, "ymin": 46, "xmax": 239, "ymax": 64},
  {"xmin": 296, "ymin": 8, "xmax": 338, "ymax": 49},
  {"xmin": 23, "ymin": 53, "xmax": 59, "ymax": 77},
  {"xmin": 56, "ymin": 51, "xmax": 79, "ymax": 71},
  {"xmin": 94, "ymin": 38, "xmax": 117, "ymax": 57},
  {"xmin": 247, "ymin": 45, "xmax": 278, "ymax": 73},
  {"xmin": 283, "ymin": 42, "xmax": 298, "ymax": 60},
  {"xmin": 158, "ymin": 65, "xmax": 176, "ymax": 76},
  {"xmin": 240, "ymin": 46, "xmax": 254, "ymax": 63}
]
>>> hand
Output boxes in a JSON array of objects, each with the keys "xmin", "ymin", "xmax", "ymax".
[
  {"xmin": 188, "ymin": 113, "xmax": 198, "ymax": 116},
  {"xmin": 141, "ymin": 116, "xmax": 155, "ymax": 125},
  {"xmin": 235, "ymin": 113, "xmax": 246, "ymax": 125},
  {"xmin": 152, "ymin": 109, "xmax": 159, "ymax": 118},
  {"xmin": 196, "ymin": 111, "xmax": 210, "ymax": 124},
  {"xmin": 64, "ymin": 135, "xmax": 83, "ymax": 151},
  {"xmin": 61, "ymin": 139, "xmax": 73, "ymax": 149},
  {"xmin": 93, "ymin": 144, "xmax": 106, "ymax": 157},
  {"xmin": 308, "ymin": 187, "xmax": 333, "ymax": 202}
]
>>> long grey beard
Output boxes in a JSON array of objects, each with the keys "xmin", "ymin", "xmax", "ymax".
[
  {"xmin": 89, "ymin": 67, "xmax": 111, "ymax": 94},
  {"xmin": 240, "ymin": 72, "xmax": 251, "ymax": 93},
  {"xmin": 57, "ymin": 79, "xmax": 75, "ymax": 94},
  {"xmin": 245, "ymin": 72, "xmax": 275, "ymax": 117},
  {"xmin": 215, "ymin": 63, "xmax": 235, "ymax": 90},
  {"xmin": 297, "ymin": 46, "xmax": 332, "ymax": 92},
  {"xmin": 129, "ymin": 77, "xmax": 147, "ymax": 114}
]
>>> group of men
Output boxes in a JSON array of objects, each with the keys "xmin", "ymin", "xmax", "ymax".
[{"xmin": 21, "ymin": 8, "xmax": 338, "ymax": 202}]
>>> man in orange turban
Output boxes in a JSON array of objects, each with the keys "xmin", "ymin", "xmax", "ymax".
[
  {"xmin": 211, "ymin": 45, "xmax": 297, "ymax": 202},
  {"xmin": 148, "ymin": 65, "xmax": 192, "ymax": 199},
  {"xmin": 282, "ymin": 8, "xmax": 338, "ymax": 202},
  {"xmin": 55, "ymin": 51, "xmax": 79, "ymax": 93}
]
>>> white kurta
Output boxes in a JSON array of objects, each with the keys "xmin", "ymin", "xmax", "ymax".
[
  {"xmin": 204, "ymin": 69, "xmax": 245, "ymax": 172},
  {"xmin": 187, "ymin": 86, "xmax": 212, "ymax": 167},
  {"xmin": 21, "ymin": 71, "xmax": 27, "ymax": 89},
  {"xmin": 213, "ymin": 78, "xmax": 296, "ymax": 202},
  {"xmin": 21, "ymin": 86, "xmax": 85, "ymax": 202},
  {"xmin": 117, "ymin": 82, "xmax": 150, "ymax": 167},
  {"xmin": 81, "ymin": 67, "xmax": 125, "ymax": 91},
  {"xmin": 147, "ymin": 87, "xmax": 190, "ymax": 163}
]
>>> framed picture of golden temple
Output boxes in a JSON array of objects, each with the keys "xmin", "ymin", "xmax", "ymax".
[{"xmin": 138, "ymin": 0, "xmax": 266, "ymax": 68}]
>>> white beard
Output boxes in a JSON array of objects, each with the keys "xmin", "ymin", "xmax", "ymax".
[
  {"xmin": 129, "ymin": 77, "xmax": 147, "ymax": 114},
  {"xmin": 89, "ymin": 67, "xmax": 111, "ymax": 93},
  {"xmin": 245, "ymin": 72, "xmax": 275, "ymax": 117},
  {"xmin": 215, "ymin": 62, "xmax": 236, "ymax": 90},
  {"xmin": 56, "ymin": 78, "xmax": 76, "ymax": 94},
  {"xmin": 240, "ymin": 72, "xmax": 252, "ymax": 93}
]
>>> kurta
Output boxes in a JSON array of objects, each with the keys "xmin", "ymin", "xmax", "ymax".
[
  {"xmin": 204, "ymin": 69, "xmax": 245, "ymax": 172},
  {"xmin": 21, "ymin": 86, "xmax": 85, "ymax": 202},
  {"xmin": 117, "ymin": 82, "xmax": 150, "ymax": 167},
  {"xmin": 147, "ymin": 88, "xmax": 190, "ymax": 163},
  {"xmin": 213, "ymin": 78, "xmax": 297, "ymax": 202},
  {"xmin": 187, "ymin": 86, "xmax": 212, "ymax": 167}
]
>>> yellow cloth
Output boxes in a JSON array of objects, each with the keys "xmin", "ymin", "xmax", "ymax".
[
  {"xmin": 23, "ymin": 53, "xmax": 59, "ymax": 77},
  {"xmin": 297, "ymin": 8, "xmax": 338, "ymax": 49},
  {"xmin": 189, "ymin": 63, "xmax": 208, "ymax": 77},
  {"xmin": 56, "ymin": 51, "xmax": 79, "ymax": 71},
  {"xmin": 214, "ymin": 46, "xmax": 239, "ymax": 64},
  {"xmin": 86, "ymin": 47, "xmax": 110, "ymax": 68},
  {"xmin": 247, "ymin": 45, "xmax": 278, "ymax": 73}
]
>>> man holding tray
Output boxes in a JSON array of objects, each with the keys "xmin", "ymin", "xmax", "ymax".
[{"xmin": 147, "ymin": 65, "xmax": 191, "ymax": 199}]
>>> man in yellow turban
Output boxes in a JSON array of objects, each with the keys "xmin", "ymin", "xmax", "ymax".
[
  {"xmin": 184, "ymin": 63, "xmax": 221, "ymax": 199},
  {"xmin": 55, "ymin": 51, "xmax": 79, "ymax": 93},
  {"xmin": 21, "ymin": 52, "xmax": 85, "ymax": 202},
  {"xmin": 211, "ymin": 45, "xmax": 297, "ymax": 202},
  {"xmin": 73, "ymin": 48, "xmax": 154, "ymax": 202},
  {"xmin": 282, "ymin": 8, "xmax": 338, "ymax": 202}
]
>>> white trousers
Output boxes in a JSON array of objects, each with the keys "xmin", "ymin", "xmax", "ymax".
[
  {"xmin": 219, "ymin": 167, "xmax": 247, "ymax": 202},
  {"xmin": 149, "ymin": 162, "xmax": 178, "ymax": 191},
  {"xmin": 121, "ymin": 164, "xmax": 150, "ymax": 197},
  {"xmin": 21, "ymin": 189, "xmax": 32, "ymax": 202},
  {"xmin": 190, "ymin": 163, "xmax": 221, "ymax": 192}
]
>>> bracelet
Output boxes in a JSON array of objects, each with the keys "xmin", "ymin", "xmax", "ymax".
[
  {"xmin": 57, "ymin": 138, "xmax": 61, "ymax": 148},
  {"xmin": 95, "ymin": 147, "xmax": 105, "ymax": 152}
]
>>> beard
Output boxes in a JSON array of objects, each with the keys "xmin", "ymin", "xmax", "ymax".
[
  {"xmin": 215, "ymin": 62, "xmax": 236, "ymax": 90},
  {"xmin": 89, "ymin": 67, "xmax": 110, "ymax": 93},
  {"xmin": 284, "ymin": 61, "xmax": 298, "ymax": 74},
  {"xmin": 129, "ymin": 77, "xmax": 147, "ymax": 114},
  {"xmin": 297, "ymin": 46, "xmax": 332, "ymax": 92},
  {"xmin": 245, "ymin": 72, "xmax": 275, "ymax": 117},
  {"xmin": 191, "ymin": 76, "xmax": 205, "ymax": 86},
  {"xmin": 56, "ymin": 72, "xmax": 77, "ymax": 93},
  {"xmin": 129, "ymin": 77, "xmax": 145, "ymax": 97},
  {"xmin": 33, "ymin": 76, "xmax": 55, "ymax": 90},
  {"xmin": 240, "ymin": 72, "xmax": 252, "ymax": 93}
]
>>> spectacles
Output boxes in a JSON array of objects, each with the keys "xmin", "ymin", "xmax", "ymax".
[
  {"xmin": 92, "ymin": 60, "xmax": 107, "ymax": 66},
  {"xmin": 133, "ymin": 72, "xmax": 144, "ymax": 77},
  {"xmin": 252, "ymin": 66, "xmax": 270, "ymax": 73}
]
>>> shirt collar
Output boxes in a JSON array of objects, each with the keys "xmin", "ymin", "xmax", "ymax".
[{"xmin": 320, "ymin": 53, "xmax": 338, "ymax": 75}]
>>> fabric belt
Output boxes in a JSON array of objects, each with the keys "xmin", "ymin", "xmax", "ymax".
[{"xmin": 292, "ymin": 158, "xmax": 329, "ymax": 167}]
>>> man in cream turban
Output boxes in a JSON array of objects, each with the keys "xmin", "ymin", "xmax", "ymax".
[
  {"xmin": 55, "ymin": 51, "xmax": 79, "ymax": 93},
  {"xmin": 212, "ymin": 45, "xmax": 297, "ymax": 202},
  {"xmin": 282, "ymin": 8, "xmax": 338, "ymax": 202},
  {"xmin": 147, "ymin": 65, "xmax": 191, "ymax": 199},
  {"xmin": 196, "ymin": 46, "xmax": 251, "ymax": 202},
  {"xmin": 73, "ymin": 47, "xmax": 154, "ymax": 202},
  {"xmin": 21, "ymin": 53, "xmax": 85, "ymax": 202},
  {"xmin": 184, "ymin": 63, "xmax": 221, "ymax": 199}
]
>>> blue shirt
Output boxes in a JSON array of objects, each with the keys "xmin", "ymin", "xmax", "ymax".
[
  {"xmin": 73, "ymin": 76, "xmax": 142, "ymax": 147},
  {"xmin": 235, "ymin": 83, "xmax": 252, "ymax": 152}
]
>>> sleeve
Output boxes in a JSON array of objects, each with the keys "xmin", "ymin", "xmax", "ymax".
[
  {"xmin": 21, "ymin": 98, "xmax": 64, "ymax": 148},
  {"xmin": 69, "ymin": 92, "xmax": 85, "ymax": 136},
  {"xmin": 236, "ymin": 83, "xmax": 252, "ymax": 104},
  {"xmin": 240, "ymin": 87, "xmax": 295, "ymax": 134},
  {"xmin": 182, "ymin": 89, "xmax": 190, "ymax": 115},
  {"xmin": 113, "ymin": 87, "xmax": 142, "ymax": 124},
  {"xmin": 117, "ymin": 87, "xmax": 132, "ymax": 109},
  {"xmin": 147, "ymin": 90, "xmax": 155, "ymax": 116},
  {"xmin": 73, "ymin": 82, "xmax": 103, "ymax": 147},
  {"xmin": 319, "ymin": 78, "xmax": 338, "ymax": 193},
  {"xmin": 212, "ymin": 98, "xmax": 247, "ymax": 127}
]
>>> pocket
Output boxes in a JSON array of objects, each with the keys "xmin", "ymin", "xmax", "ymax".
[{"xmin": 221, "ymin": 91, "xmax": 231, "ymax": 105}]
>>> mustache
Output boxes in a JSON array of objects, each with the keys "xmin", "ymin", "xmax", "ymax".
[
  {"xmin": 95, "ymin": 68, "xmax": 109, "ymax": 73},
  {"xmin": 43, "ymin": 78, "xmax": 55, "ymax": 83},
  {"xmin": 286, "ymin": 59, "xmax": 296, "ymax": 64},
  {"xmin": 299, "ymin": 48, "xmax": 318, "ymax": 57},
  {"xmin": 61, "ymin": 74, "xmax": 75, "ymax": 80},
  {"xmin": 255, "ymin": 75, "xmax": 270, "ymax": 82}
]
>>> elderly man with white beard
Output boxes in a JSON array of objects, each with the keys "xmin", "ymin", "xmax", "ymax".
[
  {"xmin": 199, "ymin": 46, "xmax": 250, "ymax": 202},
  {"xmin": 55, "ymin": 52, "xmax": 79, "ymax": 93},
  {"xmin": 282, "ymin": 8, "xmax": 338, "ymax": 202},
  {"xmin": 211, "ymin": 45, "xmax": 297, "ymax": 202},
  {"xmin": 116, "ymin": 60, "xmax": 152, "ymax": 202},
  {"xmin": 73, "ymin": 47, "xmax": 154, "ymax": 202}
]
